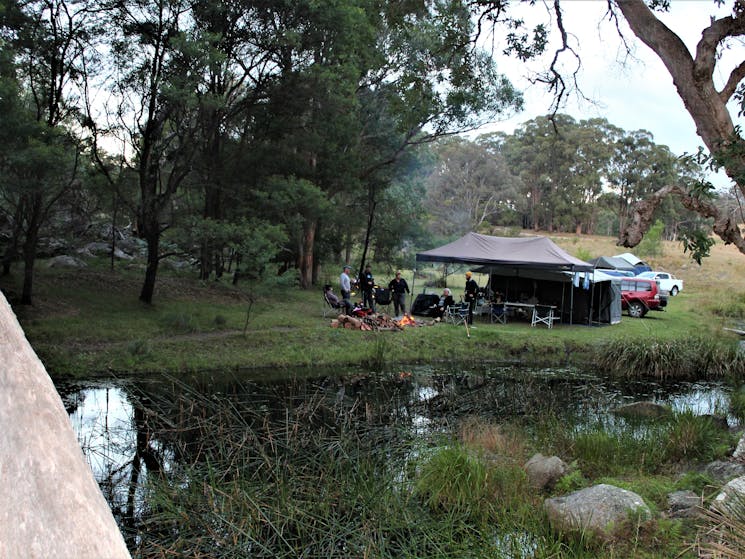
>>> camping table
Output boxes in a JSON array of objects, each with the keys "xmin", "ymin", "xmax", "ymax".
[{"xmin": 502, "ymin": 302, "xmax": 545, "ymax": 323}]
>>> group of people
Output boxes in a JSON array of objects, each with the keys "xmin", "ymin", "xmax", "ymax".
[
  {"xmin": 329, "ymin": 264, "xmax": 411, "ymax": 316},
  {"xmin": 327, "ymin": 265, "xmax": 484, "ymax": 324}
]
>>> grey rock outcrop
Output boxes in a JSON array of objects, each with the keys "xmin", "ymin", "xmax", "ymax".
[
  {"xmin": 734, "ymin": 433, "xmax": 745, "ymax": 460},
  {"xmin": 667, "ymin": 490, "xmax": 700, "ymax": 519},
  {"xmin": 712, "ymin": 475, "xmax": 745, "ymax": 514},
  {"xmin": 47, "ymin": 255, "xmax": 87, "ymax": 269},
  {"xmin": 524, "ymin": 453, "xmax": 567, "ymax": 491},
  {"xmin": 702, "ymin": 460, "xmax": 745, "ymax": 484},
  {"xmin": 544, "ymin": 484, "xmax": 650, "ymax": 536}
]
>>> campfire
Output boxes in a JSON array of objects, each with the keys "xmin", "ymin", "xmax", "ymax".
[
  {"xmin": 330, "ymin": 312, "xmax": 431, "ymax": 331},
  {"xmin": 396, "ymin": 314, "xmax": 419, "ymax": 327}
]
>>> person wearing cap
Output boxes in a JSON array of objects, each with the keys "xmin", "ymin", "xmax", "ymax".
[
  {"xmin": 464, "ymin": 271, "xmax": 479, "ymax": 324},
  {"xmin": 388, "ymin": 271, "xmax": 410, "ymax": 317},
  {"xmin": 339, "ymin": 265, "xmax": 353, "ymax": 314}
]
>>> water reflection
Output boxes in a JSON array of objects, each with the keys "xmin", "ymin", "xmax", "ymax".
[{"xmin": 55, "ymin": 366, "xmax": 733, "ymax": 548}]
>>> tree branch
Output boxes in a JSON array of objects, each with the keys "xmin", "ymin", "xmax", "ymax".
[{"xmin": 618, "ymin": 183, "xmax": 745, "ymax": 254}]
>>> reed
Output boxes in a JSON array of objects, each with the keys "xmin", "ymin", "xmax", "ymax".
[{"xmin": 592, "ymin": 335, "xmax": 744, "ymax": 379}]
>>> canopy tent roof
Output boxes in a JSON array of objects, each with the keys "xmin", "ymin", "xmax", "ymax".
[
  {"xmin": 614, "ymin": 252, "xmax": 647, "ymax": 267},
  {"xmin": 416, "ymin": 232, "xmax": 593, "ymax": 272},
  {"xmin": 588, "ymin": 256, "xmax": 636, "ymax": 271}
]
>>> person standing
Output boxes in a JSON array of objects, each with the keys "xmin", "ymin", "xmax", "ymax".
[
  {"xmin": 464, "ymin": 271, "xmax": 479, "ymax": 324},
  {"xmin": 388, "ymin": 271, "xmax": 410, "ymax": 317},
  {"xmin": 339, "ymin": 265, "xmax": 353, "ymax": 314},
  {"xmin": 359, "ymin": 264, "xmax": 376, "ymax": 312}
]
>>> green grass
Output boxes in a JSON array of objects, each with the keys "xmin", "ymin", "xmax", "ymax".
[{"xmin": 3, "ymin": 261, "xmax": 743, "ymax": 379}]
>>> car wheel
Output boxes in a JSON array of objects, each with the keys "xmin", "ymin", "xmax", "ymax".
[
  {"xmin": 628, "ymin": 301, "xmax": 645, "ymax": 318},
  {"xmin": 670, "ymin": 286, "xmax": 679, "ymax": 296}
]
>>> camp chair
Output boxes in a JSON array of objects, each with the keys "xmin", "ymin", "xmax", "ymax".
[
  {"xmin": 322, "ymin": 290, "xmax": 346, "ymax": 318},
  {"xmin": 446, "ymin": 302, "xmax": 470, "ymax": 326},
  {"xmin": 531, "ymin": 304, "xmax": 555, "ymax": 328},
  {"xmin": 490, "ymin": 302, "xmax": 507, "ymax": 325},
  {"xmin": 373, "ymin": 286, "xmax": 391, "ymax": 314}
]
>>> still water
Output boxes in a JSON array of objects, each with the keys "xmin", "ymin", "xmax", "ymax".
[{"xmin": 55, "ymin": 365, "xmax": 733, "ymax": 543}]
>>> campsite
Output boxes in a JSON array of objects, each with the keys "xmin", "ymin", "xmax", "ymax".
[
  {"xmin": 3, "ymin": 232, "xmax": 745, "ymax": 559},
  {"xmin": 2, "ymin": 0, "xmax": 745, "ymax": 556}
]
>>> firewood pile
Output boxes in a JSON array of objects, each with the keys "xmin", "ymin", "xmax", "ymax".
[{"xmin": 330, "ymin": 313, "xmax": 431, "ymax": 331}]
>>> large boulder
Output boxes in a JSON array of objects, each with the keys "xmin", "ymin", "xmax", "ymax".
[
  {"xmin": 524, "ymin": 453, "xmax": 567, "ymax": 491},
  {"xmin": 0, "ymin": 293, "xmax": 131, "ymax": 558},
  {"xmin": 544, "ymin": 484, "xmax": 650, "ymax": 537}
]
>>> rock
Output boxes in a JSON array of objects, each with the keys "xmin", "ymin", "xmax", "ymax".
[
  {"xmin": 702, "ymin": 460, "xmax": 745, "ymax": 483},
  {"xmin": 81, "ymin": 241, "xmax": 111, "ymax": 255},
  {"xmin": 667, "ymin": 490, "xmax": 700, "ymax": 519},
  {"xmin": 524, "ymin": 453, "xmax": 567, "ymax": 491},
  {"xmin": 612, "ymin": 401, "xmax": 671, "ymax": 420},
  {"xmin": 47, "ymin": 255, "xmax": 87, "ymax": 269},
  {"xmin": 113, "ymin": 247, "xmax": 134, "ymax": 260},
  {"xmin": 544, "ymin": 484, "xmax": 650, "ymax": 537},
  {"xmin": 734, "ymin": 433, "xmax": 745, "ymax": 460},
  {"xmin": 700, "ymin": 414, "xmax": 729, "ymax": 430},
  {"xmin": 712, "ymin": 475, "xmax": 745, "ymax": 514}
]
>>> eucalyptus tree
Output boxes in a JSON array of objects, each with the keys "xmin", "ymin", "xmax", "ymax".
[
  {"xmin": 0, "ymin": 0, "xmax": 91, "ymax": 304},
  {"xmin": 606, "ymin": 128, "xmax": 679, "ymax": 233},
  {"xmin": 474, "ymin": 0, "xmax": 745, "ymax": 261},
  {"xmin": 424, "ymin": 136, "xmax": 521, "ymax": 237},
  {"xmin": 98, "ymin": 0, "xmax": 202, "ymax": 303},
  {"xmin": 353, "ymin": 1, "xmax": 521, "ymax": 278}
]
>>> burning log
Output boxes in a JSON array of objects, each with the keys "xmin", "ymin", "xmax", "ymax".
[{"xmin": 330, "ymin": 312, "xmax": 432, "ymax": 330}]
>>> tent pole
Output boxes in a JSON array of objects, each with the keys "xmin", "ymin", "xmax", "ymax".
[
  {"xmin": 569, "ymin": 268, "xmax": 575, "ymax": 325},
  {"xmin": 411, "ymin": 267, "xmax": 416, "ymax": 299},
  {"xmin": 588, "ymin": 266, "xmax": 596, "ymax": 326}
]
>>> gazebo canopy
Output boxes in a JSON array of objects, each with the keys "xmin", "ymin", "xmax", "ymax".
[{"xmin": 416, "ymin": 232, "xmax": 593, "ymax": 272}]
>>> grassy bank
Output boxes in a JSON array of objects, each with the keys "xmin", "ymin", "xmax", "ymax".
[{"xmin": 2, "ymin": 234, "xmax": 744, "ymax": 378}]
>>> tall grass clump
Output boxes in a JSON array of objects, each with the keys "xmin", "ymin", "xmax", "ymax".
[
  {"xmin": 729, "ymin": 385, "xmax": 745, "ymax": 424},
  {"xmin": 593, "ymin": 336, "xmax": 743, "ymax": 379},
  {"xmin": 664, "ymin": 410, "xmax": 733, "ymax": 463},
  {"xmin": 413, "ymin": 444, "xmax": 530, "ymax": 524}
]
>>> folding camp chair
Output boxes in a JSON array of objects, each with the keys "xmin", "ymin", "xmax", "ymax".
[
  {"xmin": 373, "ymin": 286, "xmax": 391, "ymax": 314},
  {"xmin": 490, "ymin": 302, "xmax": 507, "ymax": 325},
  {"xmin": 531, "ymin": 304, "xmax": 555, "ymax": 328},
  {"xmin": 322, "ymin": 290, "xmax": 346, "ymax": 318},
  {"xmin": 446, "ymin": 302, "xmax": 470, "ymax": 326}
]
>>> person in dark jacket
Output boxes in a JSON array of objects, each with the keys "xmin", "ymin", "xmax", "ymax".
[
  {"xmin": 359, "ymin": 264, "xmax": 376, "ymax": 312},
  {"xmin": 388, "ymin": 271, "xmax": 410, "ymax": 316},
  {"xmin": 464, "ymin": 271, "xmax": 479, "ymax": 324}
]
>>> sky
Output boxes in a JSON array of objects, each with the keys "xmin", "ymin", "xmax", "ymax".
[{"xmin": 472, "ymin": 0, "xmax": 744, "ymax": 189}]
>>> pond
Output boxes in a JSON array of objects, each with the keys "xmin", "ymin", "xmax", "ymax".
[{"xmin": 56, "ymin": 365, "xmax": 736, "ymax": 556}]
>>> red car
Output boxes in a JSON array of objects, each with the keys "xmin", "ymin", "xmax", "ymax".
[{"xmin": 620, "ymin": 278, "xmax": 664, "ymax": 318}]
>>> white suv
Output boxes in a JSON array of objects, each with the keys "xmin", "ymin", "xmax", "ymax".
[{"xmin": 636, "ymin": 271, "xmax": 683, "ymax": 296}]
